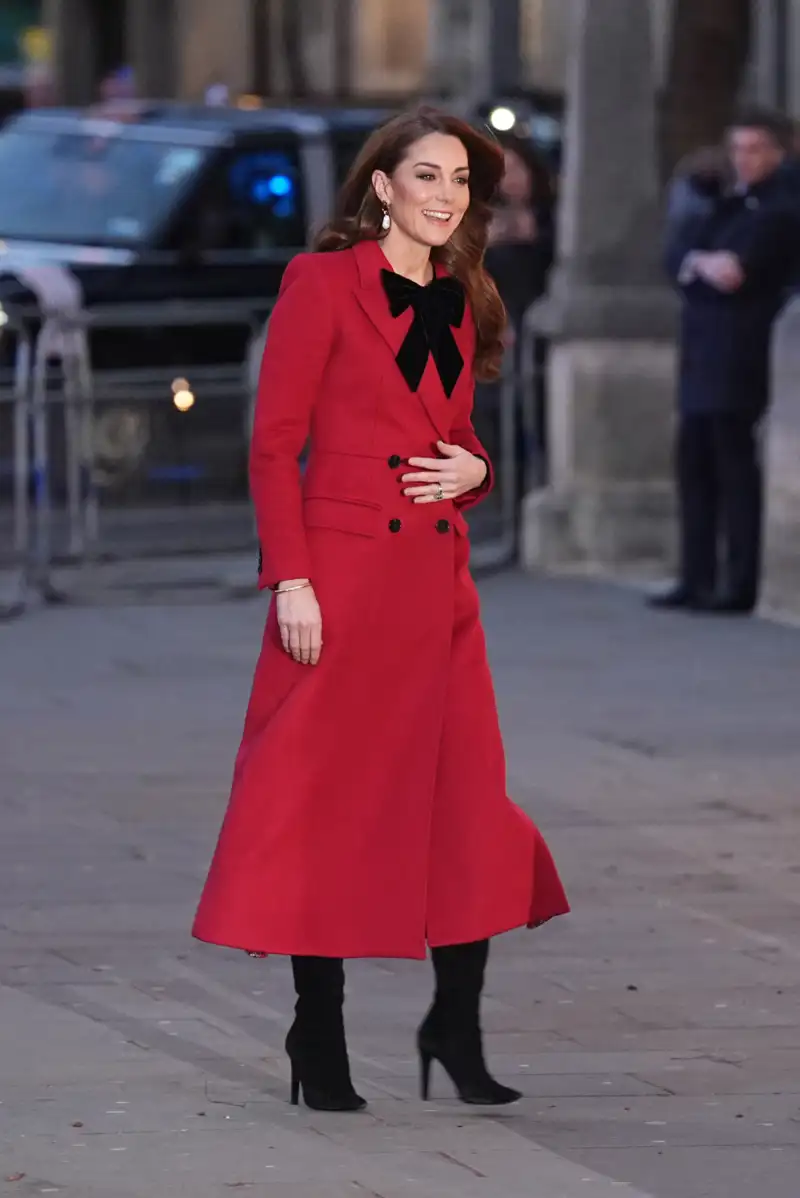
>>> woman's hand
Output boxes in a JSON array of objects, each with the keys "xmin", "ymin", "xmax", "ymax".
[
  {"xmin": 402, "ymin": 442, "xmax": 488, "ymax": 504},
  {"xmin": 275, "ymin": 581, "xmax": 323, "ymax": 665}
]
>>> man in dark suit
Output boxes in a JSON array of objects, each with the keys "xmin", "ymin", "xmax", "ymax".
[{"xmin": 652, "ymin": 109, "xmax": 800, "ymax": 615}]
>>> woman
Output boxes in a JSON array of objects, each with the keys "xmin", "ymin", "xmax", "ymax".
[
  {"xmin": 193, "ymin": 107, "xmax": 569, "ymax": 1113},
  {"xmin": 486, "ymin": 136, "xmax": 555, "ymax": 328},
  {"xmin": 484, "ymin": 136, "xmax": 555, "ymax": 493}
]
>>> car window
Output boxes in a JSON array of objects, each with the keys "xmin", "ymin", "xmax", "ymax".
[
  {"xmin": 0, "ymin": 127, "xmax": 210, "ymax": 245},
  {"xmin": 205, "ymin": 144, "xmax": 306, "ymax": 252}
]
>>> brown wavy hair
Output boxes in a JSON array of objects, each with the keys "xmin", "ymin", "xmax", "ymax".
[{"xmin": 314, "ymin": 106, "xmax": 507, "ymax": 381}]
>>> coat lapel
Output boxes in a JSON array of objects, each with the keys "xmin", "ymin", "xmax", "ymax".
[
  {"xmin": 352, "ymin": 240, "xmax": 452, "ymax": 440},
  {"xmin": 353, "ymin": 240, "xmax": 410, "ymax": 360}
]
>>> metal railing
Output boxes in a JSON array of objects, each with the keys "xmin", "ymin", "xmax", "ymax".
[
  {"xmin": 468, "ymin": 302, "xmax": 549, "ymax": 571},
  {"xmin": 0, "ymin": 294, "xmax": 549, "ymax": 618},
  {"xmin": 0, "ymin": 294, "xmax": 271, "ymax": 619}
]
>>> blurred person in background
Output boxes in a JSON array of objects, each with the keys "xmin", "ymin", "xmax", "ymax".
[
  {"xmin": 486, "ymin": 137, "xmax": 555, "ymax": 327},
  {"xmin": 192, "ymin": 107, "xmax": 568, "ymax": 1114},
  {"xmin": 651, "ymin": 109, "xmax": 800, "ymax": 616},
  {"xmin": 484, "ymin": 136, "xmax": 555, "ymax": 495},
  {"xmin": 778, "ymin": 119, "xmax": 800, "ymax": 197},
  {"xmin": 665, "ymin": 144, "xmax": 730, "ymax": 234}
]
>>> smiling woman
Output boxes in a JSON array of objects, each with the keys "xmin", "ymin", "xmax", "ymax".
[
  {"xmin": 193, "ymin": 104, "xmax": 569, "ymax": 1117},
  {"xmin": 316, "ymin": 106, "xmax": 507, "ymax": 381}
]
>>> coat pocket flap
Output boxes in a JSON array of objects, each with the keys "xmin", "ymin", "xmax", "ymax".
[{"xmin": 303, "ymin": 496, "xmax": 379, "ymax": 539}]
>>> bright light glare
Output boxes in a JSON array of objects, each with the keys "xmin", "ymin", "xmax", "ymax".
[
  {"xmin": 173, "ymin": 389, "xmax": 195, "ymax": 412},
  {"xmin": 0, "ymin": 306, "xmax": 7, "ymax": 328},
  {"xmin": 489, "ymin": 106, "xmax": 516, "ymax": 132}
]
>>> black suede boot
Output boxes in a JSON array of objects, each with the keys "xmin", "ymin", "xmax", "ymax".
[
  {"xmin": 418, "ymin": 939, "xmax": 521, "ymax": 1106},
  {"xmin": 286, "ymin": 956, "xmax": 366, "ymax": 1111}
]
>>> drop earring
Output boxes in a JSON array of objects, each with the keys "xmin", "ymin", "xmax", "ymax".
[{"xmin": 381, "ymin": 204, "xmax": 391, "ymax": 231}]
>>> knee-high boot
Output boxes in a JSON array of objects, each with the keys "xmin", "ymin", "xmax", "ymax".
[
  {"xmin": 286, "ymin": 955, "xmax": 366, "ymax": 1112},
  {"xmin": 418, "ymin": 939, "xmax": 521, "ymax": 1106}
]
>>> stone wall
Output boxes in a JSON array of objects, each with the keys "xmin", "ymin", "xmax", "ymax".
[{"xmin": 764, "ymin": 296, "xmax": 800, "ymax": 614}]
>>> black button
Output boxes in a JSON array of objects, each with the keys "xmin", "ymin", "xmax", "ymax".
[
  {"xmin": 389, "ymin": 518, "xmax": 402, "ymax": 533},
  {"xmin": 388, "ymin": 454, "xmax": 402, "ymax": 469},
  {"xmin": 436, "ymin": 519, "xmax": 451, "ymax": 534}
]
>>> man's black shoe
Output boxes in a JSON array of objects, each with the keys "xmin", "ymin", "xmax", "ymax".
[
  {"xmin": 647, "ymin": 584, "xmax": 708, "ymax": 611},
  {"xmin": 705, "ymin": 594, "xmax": 756, "ymax": 616}
]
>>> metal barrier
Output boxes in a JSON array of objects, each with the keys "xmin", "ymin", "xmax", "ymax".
[
  {"xmin": 0, "ymin": 309, "xmax": 34, "ymax": 619},
  {"xmin": 467, "ymin": 304, "xmax": 549, "ymax": 571},
  {"xmin": 0, "ymin": 293, "xmax": 272, "ymax": 618},
  {"xmin": 0, "ymin": 298, "xmax": 94, "ymax": 617},
  {"xmin": 518, "ymin": 301, "xmax": 549, "ymax": 492},
  {"xmin": 0, "ymin": 293, "xmax": 549, "ymax": 617}
]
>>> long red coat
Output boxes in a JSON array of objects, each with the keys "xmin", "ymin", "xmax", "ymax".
[{"xmin": 193, "ymin": 239, "xmax": 569, "ymax": 959}]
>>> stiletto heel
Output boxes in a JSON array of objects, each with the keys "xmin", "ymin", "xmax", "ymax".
[
  {"xmin": 419, "ymin": 1046, "xmax": 433, "ymax": 1100},
  {"xmin": 285, "ymin": 956, "xmax": 367, "ymax": 1113},
  {"xmin": 419, "ymin": 940, "xmax": 522, "ymax": 1107}
]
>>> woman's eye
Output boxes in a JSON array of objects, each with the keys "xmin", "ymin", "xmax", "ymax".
[
  {"xmin": 417, "ymin": 173, "xmax": 435, "ymax": 181},
  {"xmin": 456, "ymin": 177, "xmax": 470, "ymax": 186}
]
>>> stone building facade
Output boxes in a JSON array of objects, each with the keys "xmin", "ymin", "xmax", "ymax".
[
  {"xmin": 41, "ymin": 1, "xmax": 800, "ymax": 114},
  {"xmin": 39, "ymin": 0, "xmax": 664, "ymax": 106}
]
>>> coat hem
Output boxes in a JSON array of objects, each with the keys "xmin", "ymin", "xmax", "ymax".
[
  {"xmin": 192, "ymin": 905, "xmax": 570, "ymax": 961},
  {"xmin": 191, "ymin": 930, "xmax": 429, "ymax": 961}
]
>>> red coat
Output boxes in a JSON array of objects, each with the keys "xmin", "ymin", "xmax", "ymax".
[{"xmin": 193, "ymin": 239, "xmax": 569, "ymax": 959}]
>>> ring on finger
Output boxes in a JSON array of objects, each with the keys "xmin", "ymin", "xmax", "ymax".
[{"xmin": 435, "ymin": 484, "xmax": 444, "ymax": 502}]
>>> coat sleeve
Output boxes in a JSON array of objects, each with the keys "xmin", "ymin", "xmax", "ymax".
[
  {"xmin": 735, "ymin": 209, "xmax": 800, "ymax": 294},
  {"xmin": 250, "ymin": 254, "xmax": 336, "ymax": 589},
  {"xmin": 451, "ymin": 410, "xmax": 494, "ymax": 513},
  {"xmin": 664, "ymin": 212, "xmax": 712, "ymax": 286}
]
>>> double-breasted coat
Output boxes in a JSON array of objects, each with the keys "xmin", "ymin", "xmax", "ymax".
[{"xmin": 192, "ymin": 238, "xmax": 569, "ymax": 960}]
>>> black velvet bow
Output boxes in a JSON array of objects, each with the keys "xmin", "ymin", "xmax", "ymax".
[{"xmin": 380, "ymin": 270, "xmax": 466, "ymax": 398}]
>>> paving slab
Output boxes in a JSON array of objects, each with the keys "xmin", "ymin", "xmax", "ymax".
[{"xmin": 3, "ymin": 570, "xmax": 800, "ymax": 1196}]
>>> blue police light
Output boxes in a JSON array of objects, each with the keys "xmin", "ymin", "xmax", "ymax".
[
  {"xmin": 252, "ymin": 174, "xmax": 294, "ymax": 204},
  {"xmin": 268, "ymin": 174, "xmax": 293, "ymax": 197}
]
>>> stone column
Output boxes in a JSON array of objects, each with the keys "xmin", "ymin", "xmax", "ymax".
[
  {"xmin": 44, "ymin": 0, "xmax": 96, "ymax": 105},
  {"xmin": 173, "ymin": 0, "xmax": 252, "ymax": 101},
  {"xmin": 521, "ymin": 0, "xmax": 679, "ymax": 573},
  {"xmin": 763, "ymin": 298, "xmax": 800, "ymax": 614},
  {"xmin": 487, "ymin": 0, "xmax": 522, "ymax": 94},
  {"xmin": 427, "ymin": 0, "xmax": 490, "ymax": 103},
  {"xmin": 127, "ymin": 0, "xmax": 177, "ymax": 99}
]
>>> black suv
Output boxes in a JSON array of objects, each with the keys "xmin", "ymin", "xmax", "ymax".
[{"xmin": 0, "ymin": 103, "xmax": 345, "ymax": 498}]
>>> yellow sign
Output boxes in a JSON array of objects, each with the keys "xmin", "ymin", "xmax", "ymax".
[{"xmin": 20, "ymin": 26, "xmax": 52, "ymax": 66}]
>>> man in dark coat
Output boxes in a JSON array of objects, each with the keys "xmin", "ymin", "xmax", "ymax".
[{"xmin": 652, "ymin": 109, "xmax": 800, "ymax": 615}]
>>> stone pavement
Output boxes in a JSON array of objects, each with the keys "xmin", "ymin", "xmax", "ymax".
[{"xmin": 2, "ymin": 564, "xmax": 800, "ymax": 1198}]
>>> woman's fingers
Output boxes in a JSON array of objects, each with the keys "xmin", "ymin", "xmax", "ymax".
[
  {"xmin": 406, "ymin": 457, "xmax": 443, "ymax": 471},
  {"xmin": 404, "ymin": 483, "xmax": 447, "ymax": 497},
  {"xmin": 402, "ymin": 469, "xmax": 443, "ymax": 485},
  {"xmin": 276, "ymin": 587, "xmax": 323, "ymax": 666},
  {"xmin": 288, "ymin": 624, "xmax": 303, "ymax": 662},
  {"xmin": 308, "ymin": 623, "xmax": 323, "ymax": 666},
  {"xmin": 284, "ymin": 619, "xmax": 323, "ymax": 664},
  {"xmin": 297, "ymin": 625, "xmax": 310, "ymax": 665}
]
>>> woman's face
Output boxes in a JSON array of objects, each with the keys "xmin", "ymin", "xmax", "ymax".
[
  {"xmin": 372, "ymin": 132, "xmax": 471, "ymax": 248},
  {"xmin": 499, "ymin": 148, "xmax": 532, "ymax": 203}
]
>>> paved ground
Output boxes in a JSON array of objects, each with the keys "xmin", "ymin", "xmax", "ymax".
[{"xmin": 2, "ymin": 562, "xmax": 800, "ymax": 1198}]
